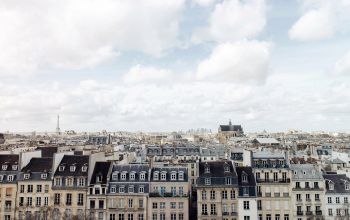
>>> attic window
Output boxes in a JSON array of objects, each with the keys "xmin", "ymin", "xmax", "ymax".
[
  {"xmin": 59, "ymin": 166, "xmax": 65, "ymax": 171},
  {"xmin": 96, "ymin": 175, "xmax": 102, "ymax": 183},
  {"xmin": 112, "ymin": 173, "xmax": 118, "ymax": 181},
  {"xmin": 140, "ymin": 173, "xmax": 145, "ymax": 180},
  {"xmin": 205, "ymin": 166, "xmax": 210, "ymax": 174},
  {"xmin": 7, "ymin": 175, "xmax": 14, "ymax": 182},
  {"xmin": 346, "ymin": 183, "xmax": 350, "ymax": 190},
  {"xmin": 171, "ymin": 172, "xmax": 177, "ymax": 181},
  {"xmin": 24, "ymin": 174, "xmax": 30, "ymax": 179},
  {"xmin": 205, "ymin": 178, "xmax": 211, "ymax": 185},
  {"xmin": 2, "ymin": 165, "xmax": 8, "ymax": 170},
  {"xmin": 12, "ymin": 165, "xmax": 18, "ymax": 170},
  {"xmin": 153, "ymin": 172, "xmax": 159, "ymax": 180},
  {"xmin": 224, "ymin": 165, "xmax": 230, "ymax": 172},
  {"xmin": 161, "ymin": 172, "xmax": 166, "ymax": 180},
  {"xmin": 70, "ymin": 166, "xmax": 76, "ymax": 172},
  {"xmin": 130, "ymin": 173, "xmax": 135, "ymax": 180},
  {"xmin": 82, "ymin": 165, "xmax": 87, "ymax": 172},
  {"xmin": 242, "ymin": 174, "xmax": 248, "ymax": 183},
  {"xmin": 329, "ymin": 183, "xmax": 334, "ymax": 190},
  {"xmin": 294, "ymin": 171, "xmax": 297, "ymax": 175},
  {"xmin": 121, "ymin": 173, "xmax": 127, "ymax": 180},
  {"xmin": 41, "ymin": 173, "xmax": 47, "ymax": 179},
  {"xmin": 178, "ymin": 172, "xmax": 184, "ymax": 181}
]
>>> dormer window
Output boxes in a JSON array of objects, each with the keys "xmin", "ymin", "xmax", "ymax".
[
  {"xmin": 329, "ymin": 182, "xmax": 334, "ymax": 190},
  {"xmin": 242, "ymin": 174, "xmax": 248, "ymax": 183},
  {"xmin": 54, "ymin": 177, "xmax": 61, "ymax": 186},
  {"xmin": 2, "ymin": 165, "xmax": 8, "ymax": 170},
  {"xmin": 205, "ymin": 178, "xmax": 211, "ymax": 185},
  {"xmin": 41, "ymin": 173, "xmax": 47, "ymax": 179},
  {"xmin": 130, "ymin": 173, "xmax": 135, "ymax": 180},
  {"xmin": 96, "ymin": 175, "xmax": 102, "ymax": 183},
  {"xmin": 140, "ymin": 173, "xmax": 145, "ymax": 180},
  {"xmin": 7, "ymin": 175, "xmax": 14, "ymax": 182},
  {"xmin": 294, "ymin": 171, "xmax": 297, "ymax": 175},
  {"xmin": 205, "ymin": 166, "xmax": 210, "ymax": 174},
  {"xmin": 59, "ymin": 166, "xmax": 65, "ymax": 171},
  {"xmin": 81, "ymin": 165, "xmax": 87, "ymax": 172},
  {"xmin": 111, "ymin": 186, "xmax": 116, "ymax": 193},
  {"xmin": 346, "ymin": 183, "xmax": 350, "ymax": 190},
  {"xmin": 224, "ymin": 165, "xmax": 230, "ymax": 172},
  {"xmin": 0, "ymin": 175, "xmax": 3, "ymax": 182},
  {"xmin": 153, "ymin": 172, "xmax": 159, "ymax": 180},
  {"xmin": 128, "ymin": 185, "xmax": 134, "ymax": 193},
  {"xmin": 226, "ymin": 177, "xmax": 231, "ymax": 185},
  {"xmin": 178, "ymin": 172, "xmax": 184, "ymax": 181},
  {"xmin": 161, "ymin": 172, "xmax": 166, "ymax": 180},
  {"xmin": 70, "ymin": 166, "xmax": 76, "ymax": 172},
  {"xmin": 112, "ymin": 173, "xmax": 118, "ymax": 181},
  {"xmin": 121, "ymin": 173, "xmax": 127, "ymax": 180},
  {"xmin": 171, "ymin": 172, "xmax": 176, "ymax": 181},
  {"xmin": 12, "ymin": 165, "xmax": 18, "ymax": 171},
  {"xmin": 24, "ymin": 174, "xmax": 30, "ymax": 180}
]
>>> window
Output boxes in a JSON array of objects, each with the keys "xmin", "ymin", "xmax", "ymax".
[
  {"xmin": 7, "ymin": 175, "xmax": 14, "ymax": 182},
  {"xmin": 179, "ymin": 186, "xmax": 184, "ymax": 196},
  {"xmin": 296, "ymin": 182, "xmax": 300, "ymax": 188},
  {"xmin": 328, "ymin": 208, "xmax": 333, "ymax": 216},
  {"xmin": 66, "ymin": 178, "xmax": 73, "ymax": 187},
  {"xmin": 121, "ymin": 173, "xmax": 126, "ymax": 180},
  {"xmin": 2, "ymin": 165, "xmax": 8, "ymax": 170},
  {"xmin": 243, "ymin": 201, "xmax": 250, "ymax": 210},
  {"xmin": 128, "ymin": 214, "xmax": 134, "ymax": 220},
  {"xmin": 205, "ymin": 178, "xmax": 211, "ymax": 185},
  {"xmin": 154, "ymin": 172, "xmax": 159, "ymax": 180},
  {"xmin": 36, "ymin": 197, "xmax": 41, "ymax": 206},
  {"xmin": 230, "ymin": 190, "xmax": 235, "ymax": 199},
  {"xmin": 210, "ymin": 190, "xmax": 216, "ymax": 200},
  {"xmin": 178, "ymin": 172, "xmax": 184, "ymax": 180},
  {"xmin": 171, "ymin": 172, "xmax": 176, "ymax": 180},
  {"xmin": 178, "ymin": 213, "xmax": 183, "ymax": 220},
  {"xmin": 153, "ymin": 203, "xmax": 158, "ymax": 209},
  {"xmin": 54, "ymin": 194, "xmax": 60, "ymax": 205},
  {"xmin": 82, "ymin": 165, "xmax": 88, "ymax": 172},
  {"xmin": 110, "ymin": 214, "xmax": 116, "ymax": 220},
  {"xmin": 306, "ymin": 194, "xmax": 310, "ymax": 201},
  {"xmin": 27, "ymin": 185, "xmax": 33, "ymax": 193},
  {"xmin": 171, "ymin": 213, "xmax": 176, "ymax": 220},
  {"xmin": 314, "ymin": 182, "xmax": 319, "ymax": 188},
  {"xmin": 210, "ymin": 204, "xmax": 216, "ymax": 215},
  {"xmin": 78, "ymin": 194, "xmax": 84, "ymax": 206},
  {"xmin": 222, "ymin": 190, "xmax": 227, "ymax": 199},
  {"xmin": 119, "ymin": 186, "xmax": 125, "ymax": 193},
  {"xmin": 336, "ymin": 197, "xmax": 340, "ymax": 203},
  {"xmin": 128, "ymin": 199, "xmax": 133, "ymax": 208},
  {"xmin": 55, "ymin": 177, "xmax": 61, "ymax": 186},
  {"xmin": 111, "ymin": 187, "xmax": 116, "ymax": 193},
  {"xmin": 346, "ymin": 184, "xmax": 350, "ymax": 190},
  {"xmin": 59, "ymin": 166, "xmax": 65, "ymax": 171},
  {"xmin": 273, "ymin": 172, "xmax": 278, "ymax": 182},
  {"xmin": 328, "ymin": 197, "xmax": 332, "ymax": 203},
  {"xmin": 205, "ymin": 166, "xmax": 210, "ymax": 173},
  {"xmin": 140, "ymin": 173, "xmax": 145, "ymax": 180},
  {"xmin": 20, "ymin": 185, "xmax": 24, "ymax": 193},
  {"xmin": 161, "ymin": 173, "xmax": 166, "ymax": 180},
  {"xmin": 112, "ymin": 173, "xmax": 118, "ymax": 180},
  {"xmin": 160, "ymin": 202, "xmax": 165, "ymax": 209},
  {"xmin": 12, "ymin": 165, "xmax": 18, "ymax": 170},
  {"xmin": 41, "ymin": 173, "xmax": 47, "ymax": 179},
  {"xmin": 138, "ymin": 199, "xmax": 144, "ymax": 208},
  {"xmin": 66, "ymin": 193, "xmax": 72, "ymax": 205},
  {"xmin": 130, "ymin": 173, "xmax": 135, "ymax": 180},
  {"xmin": 242, "ymin": 174, "xmax": 248, "ymax": 183},
  {"xmin": 44, "ymin": 197, "xmax": 49, "ymax": 206},
  {"xmin": 129, "ymin": 186, "xmax": 134, "ymax": 193},
  {"xmin": 90, "ymin": 200, "xmax": 96, "ymax": 209},
  {"xmin": 27, "ymin": 197, "xmax": 33, "ymax": 206},
  {"xmin": 275, "ymin": 214, "xmax": 280, "ymax": 220},
  {"xmin": 226, "ymin": 177, "xmax": 231, "ymax": 185},
  {"xmin": 315, "ymin": 194, "xmax": 320, "ymax": 201},
  {"xmin": 170, "ymin": 202, "xmax": 176, "ymax": 209},
  {"xmin": 171, "ymin": 186, "xmax": 176, "ymax": 196},
  {"xmin": 179, "ymin": 202, "xmax": 184, "ymax": 209},
  {"xmin": 159, "ymin": 213, "xmax": 164, "ymax": 220},
  {"xmin": 244, "ymin": 217, "xmax": 250, "ymax": 220},
  {"xmin": 345, "ymin": 197, "xmax": 348, "ymax": 203},
  {"xmin": 24, "ymin": 173, "xmax": 30, "ymax": 179},
  {"xmin": 138, "ymin": 214, "xmax": 144, "ymax": 220},
  {"xmin": 284, "ymin": 214, "xmax": 289, "ymax": 220},
  {"xmin": 202, "ymin": 191, "xmax": 207, "ymax": 200},
  {"xmin": 202, "ymin": 204, "xmax": 208, "ymax": 215},
  {"xmin": 139, "ymin": 186, "xmax": 144, "ymax": 193},
  {"xmin": 119, "ymin": 214, "xmax": 125, "ymax": 220},
  {"xmin": 305, "ymin": 182, "xmax": 310, "ymax": 188},
  {"xmin": 36, "ymin": 185, "xmax": 42, "ymax": 193},
  {"xmin": 329, "ymin": 183, "xmax": 334, "ymax": 190},
  {"xmin": 70, "ymin": 166, "xmax": 76, "ymax": 172},
  {"xmin": 224, "ymin": 165, "xmax": 230, "ymax": 172}
]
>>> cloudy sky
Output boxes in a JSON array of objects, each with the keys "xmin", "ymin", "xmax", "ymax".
[{"xmin": 1, "ymin": 0, "xmax": 350, "ymax": 133}]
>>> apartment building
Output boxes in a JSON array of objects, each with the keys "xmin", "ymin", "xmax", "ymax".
[
  {"xmin": 88, "ymin": 161, "xmax": 111, "ymax": 220},
  {"xmin": 196, "ymin": 161, "xmax": 239, "ymax": 220},
  {"xmin": 290, "ymin": 164, "xmax": 325, "ymax": 220},
  {"xmin": 52, "ymin": 155, "xmax": 89, "ymax": 219},
  {"xmin": 107, "ymin": 164, "xmax": 149, "ymax": 220},
  {"xmin": 0, "ymin": 154, "xmax": 19, "ymax": 220},
  {"xmin": 16, "ymin": 157, "xmax": 53, "ymax": 220},
  {"xmin": 248, "ymin": 151, "xmax": 291, "ymax": 220},
  {"xmin": 236, "ymin": 167, "xmax": 258, "ymax": 220},
  {"xmin": 148, "ymin": 167, "xmax": 189, "ymax": 220},
  {"xmin": 323, "ymin": 173, "xmax": 350, "ymax": 219}
]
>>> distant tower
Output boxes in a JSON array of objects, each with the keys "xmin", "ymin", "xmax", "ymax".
[{"xmin": 56, "ymin": 115, "xmax": 61, "ymax": 135}]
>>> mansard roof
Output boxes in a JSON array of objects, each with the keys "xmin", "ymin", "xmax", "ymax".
[
  {"xmin": 90, "ymin": 161, "xmax": 111, "ymax": 185},
  {"xmin": 54, "ymin": 155, "xmax": 89, "ymax": 177}
]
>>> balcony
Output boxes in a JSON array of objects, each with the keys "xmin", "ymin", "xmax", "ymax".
[
  {"xmin": 297, "ymin": 211, "xmax": 303, "ymax": 216},
  {"xmin": 231, "ymin": 212, "xmax": 238, "ymax": 216},
  {"xmin": 201, "ymin": 212, "xmax": 208, "ymax": 216},
  {"xmin": 5, "ymin": 207, "xmax": 12, "ymax": 212},
  {"xmin": 223, "ymin": 212, "xmax": 229, "ymax": 216},
  {"xmin": 292, "ymin": 187, "xmax": 323, "ymax": 191},
  {"xmin": 149, "ymin": 192, "xmax": 187, "ymax": 197},
  {"xmin": 306, "ymin": 211, "xmax": 313, "ymax": 216},
  {"xmin": 256, "ymin": 178, "xmax": 290, "ymax": 184},
  {"xmin": 210, "ymin": 212, "xmax": 217, "ymax": 216},
  {"xmin": 283, "ymin": 193, "xmax": 289, "ymax": 197},
  {"xmin": 274, "ymin": 193, "xmax": 280, "ymax": 197},
  {"xmin": 316, "ymin": 211, "xmax": 322, "ymax": 216},
  {"xmin": 265, "ymin": 193, "xmax": 271, "ymax": 197}
]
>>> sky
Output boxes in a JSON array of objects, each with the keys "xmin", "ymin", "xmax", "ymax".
[{"xmin": 0, "ymin": 0, "xmax": 350, "ymax": 133}]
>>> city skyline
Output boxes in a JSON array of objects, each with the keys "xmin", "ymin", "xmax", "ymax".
[{"xmin": 1, "ymin": 0, "xmax": 350, "ymax": 132}]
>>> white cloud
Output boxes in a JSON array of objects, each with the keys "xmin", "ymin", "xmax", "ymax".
[
  {"xmin": 196, "ymin": 40, "xmax": 271, "ymax": 84},
  {"xmin": 192, "ymin": 0, "xmax": 216, "ymax": 7},
  {"xmin": 0, "ymin": 0, "xmax": 185, "ymax": 75},
  {"xmin": 289, "ymin": 0, "xmax": 350, "ymax": 41},
  {"xmin": 123, "ymin": 65, "xmax": 173, "ymax": 84},
  {"xmin": 192, "ymin": 0, "xmax": 266, "ymax": 43},
  {"xmin": 334, "ymin": 50, "xmax": 350, "ymax": 75},
  {"xmin": 289, "ymin": 7, "xmax": 334, "ymax": 41}
]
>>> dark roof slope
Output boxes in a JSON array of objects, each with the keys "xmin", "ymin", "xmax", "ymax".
[
  {"xmin": 199, "ymin": 161, "xmax": 236, "ymax": 177},
  {"xmin": 22, "ymin": 157, "xmax": 53, "ymax": 173},
  {"xmin": 0, "ymin": 154, "xmax": 19, "ymax": 171},
  {"xmin": 90, "ymin": 161, "xmax": 111, "ymax": 185},
  {"xmin": 236, "ymin": 167, "xmax": 256, "ymax": 186},
  {"xmin": 323, "ymin": 174, "xmax": 350, "ymax": 194},
  {"xmin": 54, "ymin": 155, "xmax": 89, "ymax": 176},
  {"xmin": 37, "ymin": 147, "xmax": 58, "ymax": 158}
]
